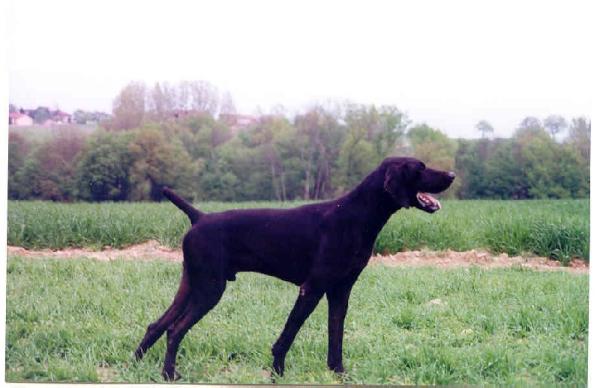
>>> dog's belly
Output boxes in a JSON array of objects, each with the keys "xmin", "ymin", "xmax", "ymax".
[
  {"xmin": 230, "ymin": 246, "xmax": 315, "ymax": 286},
  {"xmin": 245, "ymin": 266, "xmax": 310, "ymax": 286}
]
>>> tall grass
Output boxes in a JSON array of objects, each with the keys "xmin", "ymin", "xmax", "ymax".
[
  {"xmin": 5, "ymin": 257, "xmax": 588, "ymax": 385},
  {"xmin": 375, "ymin": 200, "xmax": 589, "ymax": 262},
  {"xmin": 7, "ymin": 199, "xmax": 589, "ymax": 261}
]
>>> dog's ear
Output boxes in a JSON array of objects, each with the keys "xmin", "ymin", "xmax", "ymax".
[{"xmin": 384, "ymin": 162, "xmax": 419, "ymax": 208}]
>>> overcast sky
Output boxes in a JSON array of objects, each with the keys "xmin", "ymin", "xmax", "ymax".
[{"xmin": 8, "ymin": 0, "xmax": 592, "ymax": 138}]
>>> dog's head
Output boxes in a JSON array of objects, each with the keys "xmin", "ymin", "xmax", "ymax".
[{"xmin": 381, "ymin": 157, "xmax": 455, "ymax": 213}]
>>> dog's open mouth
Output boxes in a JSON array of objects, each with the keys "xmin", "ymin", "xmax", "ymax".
[{"xmin": 417, "ymin": 192, "xmax": 441, "ymax": 212}]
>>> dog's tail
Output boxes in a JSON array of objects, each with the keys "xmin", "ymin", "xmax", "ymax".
[{"xmin": 163, "ymin": 187, "xmax": 203, "ymax": 225}]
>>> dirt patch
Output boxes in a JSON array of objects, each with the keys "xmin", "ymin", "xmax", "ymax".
[
  {"xmin": 370, "ymin": 249, "xmax": 588, "ymax": 274},
  {"xmin": 7, "ymin": 241, "xmax": 588, "ymax": 274},
  {"xmin": 7, "ymin": 240, "xmax": 181, "ymax": 262}
]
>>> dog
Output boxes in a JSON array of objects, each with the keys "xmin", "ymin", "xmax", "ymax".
[{"xmin": 134, "ymin": 156, "xmax": 455, "ymax": 380}]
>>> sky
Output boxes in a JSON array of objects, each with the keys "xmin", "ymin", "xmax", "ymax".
[{"xmin": 7, "ymin": 0, "xmax": 593, "ymax": 138}]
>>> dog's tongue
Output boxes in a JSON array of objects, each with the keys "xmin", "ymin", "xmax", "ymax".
[{"xmin": 417, "ymin": 192, "xmax": 441, "ymax": 210}]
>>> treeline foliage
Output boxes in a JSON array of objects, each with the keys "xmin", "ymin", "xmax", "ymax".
[
  {"xmin": 7, "ymin": 83, "xmax": 590, "ymax": 202},
  {"xmin": 456, "ymin": 117, "xmax": 590, "ymax": 199}
]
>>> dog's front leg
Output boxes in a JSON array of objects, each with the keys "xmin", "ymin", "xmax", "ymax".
[
  {"xmin": 271, "ymin": 281, "xmax": 324, "ymax": 376},
  {"xmin": 326, "ymin": 277, "xmax": 357, "ymax": 374}
]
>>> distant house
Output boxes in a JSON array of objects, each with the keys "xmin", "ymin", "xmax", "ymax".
[
  {"xmin": 50, "ymin": 110, "xmax": 72, "ymax": 124},
  {"xmin": 9, "ymin": 105, "xmax": 77, "ymax": 126},
  {"xmin": 23, "ymin": 109, "xmax": 37, "ymax": 118},
  {"xmin": 9, "ymin": 111, "xmax": 34, "ymax": 126},
  {"xmin": 219, "ymin": 113, "xmax": 258, "ymax": 133},
  {"xmin": 40, "ymin": 110, "xmax": 73, "ymax": 126}
]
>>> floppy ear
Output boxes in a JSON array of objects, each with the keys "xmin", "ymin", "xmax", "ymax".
[{"xmin": 384, "ymin": 163, "xmax": 418, "ymax": 208}]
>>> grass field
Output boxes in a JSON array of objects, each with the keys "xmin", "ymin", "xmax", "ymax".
[
  {"xmin": 5, "ymin": 257, "xmax": 588, "ymax": 385},
  {"xmin": 7, "ymin": 199, "xmax": 590, "ymax": 262}
]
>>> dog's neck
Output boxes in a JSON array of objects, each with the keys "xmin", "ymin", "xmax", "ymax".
[{"xmin": 337, "ymin": 168, "xmax": 399, "ymax": 235}]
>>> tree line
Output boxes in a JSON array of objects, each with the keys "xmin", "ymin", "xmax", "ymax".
[{"xmin": 8, "ymin": 82, "xmax": 590, "ymax": 202}]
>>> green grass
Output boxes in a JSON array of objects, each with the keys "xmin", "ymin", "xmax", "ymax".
[
  {"xmin": 375, "ymin": 199, "xmax": 589, "ymax": 263},
  {"xmin": 5, "ymin": 257, "xmax": 588, "ymax": 385},
  {"xmin": 7, "ymin": 199, "xmax": 590, "ymax": 261}
]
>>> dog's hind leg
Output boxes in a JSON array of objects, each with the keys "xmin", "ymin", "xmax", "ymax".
[
  {"xmin": 162, "ymin": 273, "xmax": 226, "ymax": 381},
  {"xmin": 134, "ymin": 266, "xmax": 191, "ymax": 360}
]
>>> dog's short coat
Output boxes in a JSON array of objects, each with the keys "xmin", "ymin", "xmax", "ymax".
[{"xmin": 134, "ymin": 157, "xmax": 454, "ymax": 380}]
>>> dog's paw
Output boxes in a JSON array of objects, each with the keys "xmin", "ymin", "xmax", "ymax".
[
  {"xmin": 272, "ymin": 358, "xmax": 285, "ymax": 377},
  {"xmin": 162, "ymin": 368, "xmax": 181, "ymax": 381},
  {"xmin": 328, "ymin": 363, "xmax": 345, "ymax": 374},
  {"xmin": 134, "ymin": 348, "xmax": 144, "ymax": 361}
]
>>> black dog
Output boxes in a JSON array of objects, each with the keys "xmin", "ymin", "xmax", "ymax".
[{"xmin": 134, "ymin": 157, "xmax": 454, "ymax": 380}]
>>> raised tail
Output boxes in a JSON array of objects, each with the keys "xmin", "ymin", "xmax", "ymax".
[{"xmin": 162, "ymin": 187, "xmax": 203, "ymax": 224}]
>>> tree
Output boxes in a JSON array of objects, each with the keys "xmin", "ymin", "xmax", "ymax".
[
  {"xmin": 13, "ymin": 128, "xmax": 86, "ymax": 200},
  {"xmin": 295, "ymin": 106, "xmax": 345, "ymax": 199},
  {"xmin": 455, "ymin": 139, "xmax": 487, "ymax": 198},
  {"xmin": 565, "ymin": 116, "xmax": 591, "ymax": 196},
  {"xmin": 336, "ymin": 134, "xmax": 377, "ymax": 194},
  {"xmin": 111, "ymin": 82, "xmax": 146, "ymax": 130},
  {"xmin": 272, "ymin": 119, "xmax": 307, "ymax": 200},
  {"xmin": 514, "ymin": 126, "xmax": 586, "ymax": 198},
  {"xmin": 239, "ymin": 115, "xmax": 295, "ymax": 201},
  {"xmin": 407, "ymin": 124, "xmax": 457, "ymax": 169},
  {"xmin": 219, "ymin": 91, "xmax": 237, "ymax": 115},
  {"xmin": 8, "ymin": 132, "xmax": 31, "ymax": 198},
  {"xmin": 343, "ymin": 104, "xmax": 407, "ymax": 156},
  {"xmin": 475, "ymin": 120, "xmax": 494, "ymax": 138},
  {"xmin": 373, "ymin": 105, "xmax": 408, "ymax": 157},
  {"xmin": 407, "ymin": 124, "xmax": 458, "ymax": 197},
  {"xmin": 518, "ymin": 116, "xmax": 543, "ymax": 131},
  {"xmin": 30, "ymin": 106, "xmax": 51, "ymax": 124},
  {"xmin": 514, "ymin": 119, "xmax": 547, "ymax": 143},
  {"xmin": 148, "ymin": 82, "xmax": 177, "ymax": 121},
  {"xmin": 483, "ymin": 139, "xmax": 528, "ymax": 199},
  {"xmin": 455, "ymin": 138, "xmax": 528, "ymax": 199},
  {"xmin": 543, "ymin": 115, "xmax": 567, "ymax": 140},
  {"xmin": 566, "ymin": 117, "xmax": 591, "ymax": 162},
  {"xmin": 128, "ymin": 126, "xmax": 198, "ymax": 201},
  {"xmin": 173, "ymin": 113, "xmax": 232, "ymax": 160},
  {"xmin": 75, "ymin": 131, "xmax": 134, "ymax": 201},
  {"xmin": 334, "ymin": 104, "xmax": 407, "ymax": 195},
  {"xmin": 188, "ymin": 80, "xmax": 220, "ymax": 115},
  {"xmin": 73, "ymin": 110, "xmax": 88, "ymax": 124},
  {"xmin": 12, "ymin": 157, "xmax": 45, "ymax": 199},
  {"xmin": 216, "ymin": 138, "xmax": 273, "ymax": 200},
  {"xmin": 73, "ymin": 110, "xmax": 112, "ymax": 125}
]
